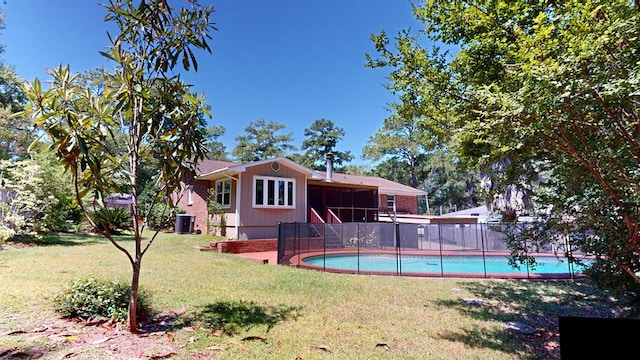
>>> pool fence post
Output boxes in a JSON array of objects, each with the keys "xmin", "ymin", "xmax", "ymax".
[
  {"xmin": 475, "ymin": 222, "xmax": 480, "ymax": 250},
  {"xmin": 293, "ymin": 222, "xmax": 299, "ymax": 268},
  {"xmin": 322, "ymin": 222, "xmax": 327, "ymax": 271},
  {"xmin": 357, "ymin": 223, "xmax": 360, "ymax": 274},
  {"xmin": 396, "ymin": 222, "xmax": 401, "ymax": 275},
  {"xmin": 523, "ymin": 223, "xmax": 531, "ymax": 279},
  {"xmin": 566, "ymin": 234, "xmax": 574, "ymax": 280},
  {"xmin": 277, "ymin": 222, "xmax": 281, "ymax": 265},
  {"xmin": 438, "ymin": 223, "xmax": 444, "ymax": 277},
  {"xmin": 480, "ymin": 222, "xmax": 487, "ymax": 278}
]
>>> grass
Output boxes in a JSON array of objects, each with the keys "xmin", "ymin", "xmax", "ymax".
[{"xmin": 0, "ymin": 231, "xmax": 634, "ymax": 359}]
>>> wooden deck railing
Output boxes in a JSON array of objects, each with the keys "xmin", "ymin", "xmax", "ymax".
[
  {"xmin": 327, "ymin": 209, "xmax": 342, "ymax": 223},
  {"xmin": 310, "ymin": 207, "xmax": 325, "ymax": 224}
]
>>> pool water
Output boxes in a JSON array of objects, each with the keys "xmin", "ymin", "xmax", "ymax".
[{"xmin": 303, "ymin": 254, "xmax": 590, "ymax": 275}]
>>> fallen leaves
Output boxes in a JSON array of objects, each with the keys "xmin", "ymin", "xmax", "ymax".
[{"xmin": 1, "ymin": 313, "xmax": 402, "ymax": 359}]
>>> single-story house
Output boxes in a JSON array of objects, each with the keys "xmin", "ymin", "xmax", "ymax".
[{"xmin": 173, "ymin": 155, "xmax": 428, "ymax": 239}]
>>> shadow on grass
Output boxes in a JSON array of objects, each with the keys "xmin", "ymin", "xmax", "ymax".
[
  {"xmin": 433, "ymin": 280, "xmax": 635, "ymax": 360},
  {"xmin": 193, "ymin": 300, "xmax": 302, "ymax": 335},
  {"xmin": 3, "ymin": 232, "xmax": 146, "ymax": 249},
  {"xmin": 6, "ymin": 232, "xmax": 103, "ymax": 247}
]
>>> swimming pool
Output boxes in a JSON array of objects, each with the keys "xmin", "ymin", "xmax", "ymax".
[{"xmin": 301, "ymin": 253, "xmax": 590, "ymax": 279}]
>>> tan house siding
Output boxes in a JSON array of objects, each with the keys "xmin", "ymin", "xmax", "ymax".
[
  {"xmin": 172, "ymin": 158, "xmax": 427, "ymax": 240},
  {"xmin": 235, "ymin": 162, "xmax": 307, "ymax": 239}
]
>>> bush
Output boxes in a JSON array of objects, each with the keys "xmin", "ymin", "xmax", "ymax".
[
  {"xmin": 146, "ymin": 205, "xmax": 185, "ymax": 230},
  {"xmin": 0, "ymin": 225, "xmax": 15, "ymax": 243},
  {"xmin": 53, "ymin": 277, "xmax": 152, "ymax": 322},
  {"xmin": 92, "ymin": 208, "xmax": 132, "ymax": 235}
]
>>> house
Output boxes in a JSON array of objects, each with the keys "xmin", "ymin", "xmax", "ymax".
[{"xmin": 173, "ymin": 154, "xmax": 428, "ymax": 239}]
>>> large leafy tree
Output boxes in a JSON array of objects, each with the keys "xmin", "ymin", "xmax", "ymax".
[
  {"xmin": 369, "ymin": 0, "xmax": 640, "ymax": 294},
  {"xmin": 299, "ymin": 118, "xmax": 353, "ymax": 171},
  {"xmin": 205, "ymin": 124, "xmax": 228, "ymax": 160},
  {"xmin": 362, "ymin": 102, "xmax": 432, "ymax": 189},
  {"xmin": 0, "ymin": 148, "xmax": 78, "ymax": 238},
  {"xmin": 422, "ymin": 149, "xmax": 481, "ymax": 215},
  {"xmin": 20, "ymin": 0, "xmax": 216, "ymax": 331},
  {"xmin": 0, "ymin": 65, "xmax": 30, "ymax": 160},
  {"xmin": 370, "ymin": 156, "xmax": 415, "ymax": 187},
  {"xmin": 231, "ymin": 118, "xmax": 296, "ymax": 162},
  {"xmin": 0, "ymin": 8, "xmax": 33, "ymax": 160}
]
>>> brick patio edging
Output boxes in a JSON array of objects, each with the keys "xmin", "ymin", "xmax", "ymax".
[{"xmin": 209, "ymin": 239, "xmax": 278, "ymax": 254}]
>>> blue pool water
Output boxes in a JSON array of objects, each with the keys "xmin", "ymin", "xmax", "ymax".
[{"xmin": 303, "ymin": 254, "xmax": 590, "ymax": 275}]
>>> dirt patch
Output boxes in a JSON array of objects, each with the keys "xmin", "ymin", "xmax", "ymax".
[
  {"xmin": 1, "ymin": 242, "xmax": 34, "ymax": 250},
  {"xmin": 0, "ymin": 310, "xmax": 215, "ymax": 360}
]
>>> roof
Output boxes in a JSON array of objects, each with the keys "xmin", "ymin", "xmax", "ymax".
[
  {"xmin": 195, "ymin": 157, "xmax": 427, "ymax": 196},
  {"xmin": 438, "ymin": 205, "xmax": 494, "ymax": 217},
  {"xmin": 196, "ymin": 160, "xmax": 240, "ymax": 175},
  {"xmin": 196, "ymin": 157, "xmax": 315, "ymax": 180},
  {"xmin": 313, "ymin": 171, "xmax": 427, "ymax": 196}
]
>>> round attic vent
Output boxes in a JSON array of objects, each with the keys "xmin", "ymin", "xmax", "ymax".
[{"xmin": 271, "ymin": 161, "xmax": 280, "ymax": 171}]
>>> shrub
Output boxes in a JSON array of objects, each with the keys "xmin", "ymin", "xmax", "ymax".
[
  {"xmin": 92, "ymin": 208, "xmax": 132, "ymax": 235},
  {"xmin": 146, "ymin": 205, "xmax": 185, "ymax": 230},
  {"xmin": 53, "ymin": 277, "xmax": 152, "ymax": 322},
  {"xmin": 0, "ymin": 225, "xmax": 15, "ymax": 243}
]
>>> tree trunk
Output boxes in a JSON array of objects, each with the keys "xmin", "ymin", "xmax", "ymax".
[
  {"xmin": 466, "ymin": 179, "xmax": 474, "ymax": 209},
  {"xmin": 128, "ymin": 260, "xmax": 141, "ymax": 332}
]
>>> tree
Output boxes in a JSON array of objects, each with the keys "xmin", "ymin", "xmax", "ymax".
[
  {"xmin": 20, "ymin": 0, "xmax": 216, "ymax": 331},
  {"xmin": 369, "ymin": 0, "xmax": 640, "ymax": 295},
  {"xmin": 205, "ymin": 124, "xmax": 228, "ymax": 160},
  {"xmin": 370, "ymin": 157, "xmax": 414, "ymax": 187},
  {"xmin": 421, "ymin": 149, "xmax": 481, "ymax": 215},
  {"xmin": 341, "ymin": 163, "xmax": 372, "ymax": 176},
  {"xmin": 0, "ymin": 7, "xmax": 33, "ymax": 161},
  {"xmin": 231, "ymin": 118, "xmax": 296, "ymax": 162},
  {"xmin": 299, "ymin": 118, "xmax": 353, "ymax": 171},
  {"xmin": 362, "ymin": 102, "xmax": 431, "ymax": 189},
  {"xmin": 0, "ymin": 65, "xmax": 30, "ymax": 160}
]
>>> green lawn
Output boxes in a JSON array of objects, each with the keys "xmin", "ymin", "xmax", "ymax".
[{"xmin": 0, "ymin": 231, "xmax": 631, "ymax": 359}]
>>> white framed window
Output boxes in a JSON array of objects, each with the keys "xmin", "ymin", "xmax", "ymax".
[
  {"xmin": 187, "ymin": 186, "xmax": 194, "ymax": 205},
  {"xmin": 253, "ymin": 175, "xmax": 295, "ymax": 208},
  {"xmin": 215, "ymin": 179, "xmax": 232, "ymax": 208},
  {"xmin": 387, "ymin": 195, "xmax": 395, "ymax": 210}
]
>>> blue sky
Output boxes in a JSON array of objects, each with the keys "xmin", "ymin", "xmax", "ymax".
[{"xmin": 2, "ymin": 0, "xmax": 422, "ymax": 164}]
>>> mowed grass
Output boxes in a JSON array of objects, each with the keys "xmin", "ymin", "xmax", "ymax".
[{"xmin": 0, "ymin": 231, "xmax": 630, "ymax": 359}]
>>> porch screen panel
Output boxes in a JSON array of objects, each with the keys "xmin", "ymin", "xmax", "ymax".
[
  {"xmin": 353, "ymin": 189, "xmax": 377, "ymax": 208},
  {"xmin": 325, "ymin": 187, "xmax": 341, "ymax": 207}
]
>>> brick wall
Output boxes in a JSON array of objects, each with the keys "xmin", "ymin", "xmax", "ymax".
[
  {"xmin": 212, "ymin": 239, "xmax": 278, "ymax": 253},
  {"xmin": 378, "ymin": 194, "xmax": 418, "ymax": 214},
  {"xmin": 174, "ymin": 179, "xmax": 209, "ymax": 233}
]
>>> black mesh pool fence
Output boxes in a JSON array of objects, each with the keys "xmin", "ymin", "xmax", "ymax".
[{"xmin": 277, "ymin": 222, "xmax": 587, "ymax": 279}]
